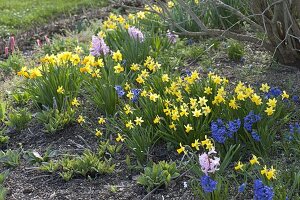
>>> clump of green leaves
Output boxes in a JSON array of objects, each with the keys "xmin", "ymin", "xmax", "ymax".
[
  {"xmin": 0, "ymin": 101, "xmax": 9, "ymax": 145},
  {"xmin": 5, "ymin": 108, "xmax": 31, "ymax": 131},
  {"xmin": 98, "ymin": 140, "xmax": 122, "ymax": 157},
  {"xmin": 0, "ymin": 51, "xmax": 25, "ymax": 76},
  {"xmin": 39, "ymin": 140, "xmax": 119, "ymax": 181},
  {"xmin": 25, "ymin": 54, "xmax": 82, "ymax": 111},
  {"xmin": 227, "ymin": 39, "xmax": 244, "ymax": 61},
  {"xmin": 0, "ymin": 171, "xmax": 8, "ymax": 200},
  {"xmin": 137, "ymin": 161, "xmax": 180, "ymax": 192},
  {"xmin": 0, "ymin": 149, "xmax": 20, "ymax": 168},
  {"xmin": 24, "ymin": 149, "xmax": 58, "ymax": 164},
  {"xmin": 36, "ymin": 108, "xmax": 75, "ymax": 134},
  {"xmin": 41, "ymin": 37, "xmax": 79, "ymax": 55},
  {"xmin": 124, "ymin": 126, "xmax": 159, "ymax": 164},
  {"xmin": 11, "ymin": 90, "xmax": 31, "ymax": 106}
]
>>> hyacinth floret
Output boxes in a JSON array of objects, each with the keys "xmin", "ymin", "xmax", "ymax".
[
  {"xmin": 251, "ymin": 131, "xmax": 261, "ymax": 142},
  {"xmin": 238, "ymin": 183, "xmax": 246, "ymax": 193},
  {"xmin": 211, "ymin": 119, "xmax": 227, "ymax": 143},
  {"xmin": 131, "ymin": 88, "xmax": 141, "ymax": 103},
  {"xmin": 128, "ymin": 27, "xmax": 144, "ymax": 42},
  {"xmin": 253, "ymin": 179, "xmax": 274, "ymax": 200},
  {"xmin": 200, "ymin": 175, "xmax": 217, "ymax": 193},
  {"xmin": 114, "ymin": 85, "xmax": 125, "ymax": 97},
  {"xmin": 287, "ymin": 122, "xmax": 300, "ymax": 141},
  {"xmin": 265, "ymin": 87, "xmax": 282, "ymax": 98},
  {"xmin": 292, "ymin": 95, "xmax": 299, "ymax": 103},
  {"xmin": 90, "ymin": 36, "xmax": 110, "ymax": 57},
  {"xmin": 227, "ymin": 119, "xmax": 241, "ymax": 138},
  {"xmin": 199, "ymin": 149, "xmax": 220, "ymax": 175},
  {"xmin": 244, "ymin": 111, "xmax": 261, "ymax": 132},
  {"xmin": 211, "ymin": 118, "xmax": 241, "ymax": 143}
]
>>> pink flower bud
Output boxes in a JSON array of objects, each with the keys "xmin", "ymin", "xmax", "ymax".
[
  {"xmin": 10, "ymin": 36, "xmax": 15, "ymax": 53},
  {"xmin": 36, "ymin": 39, "xmax": 42, "ymax": 47},
  {"xmin": 44, "ymin": 35, "xmax": 50, "ymax": 44},
  {"xmin": 5, "ymin": 47, "xmax": 9, "ymax": 57}
]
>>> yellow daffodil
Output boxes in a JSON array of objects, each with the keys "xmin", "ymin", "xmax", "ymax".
[
  {"xmin": 124, "ymin": 104, "xmax": 133, "ymax": 115},
  {"xmin": 267, "ymin": 98, "xmax": 277, "ymax": 107},
  {"xmin": 169, "ymin": 122, "xmax": 177, "ymax": 130},
  {"xmin": 260, "ymin": 83, "xmax": 270, "ymax": 93},
  {"xmin": 265, "ymin": 106, "xmax": 275, "ymax": 116},
  {"xmin": 202, "ymin": 106, "xmax": 212, "ymax": 116},
  {"xmin": 162, "ymin": 74, "xmax": 170, "ymax": 82},
  {"xmin": 130, "ymin": 63, "xmax": 140, "ymax": 71},
  {"xmin": 98, "ymin": 117, "xmax": 106, "ymax": 125},
  {"xmin": 261, "ymin": 165, "xmax": 276, "ymax": 180},
  {"xmin": 192, "ymin": 108, "xmax": 202, "ymax": 118},
  {"xmin": 95, "ymin": 129, "xmax": 103, "ymax": 137},
  {"xmin": 116, "ymin": 133, "xmax": 125, "ymax": 142},
  {"xmin": 136, "ymin": 75, "xmax": 145, "ymax": 84},
  {"xmin": 229, "ymin": 98, "xmax": 239, "ymax": 110},
  {"xmin": 71, "ymin": 97, "xmax": 80, "ymax": 107},
  {"xmin": 77, "ymin": 115, "xmax": 85, "ymax": 124},
  {"xmin": 17, "ymin": 66, "xmax": 29, "ymax": 78},
  {"xmin": 153, "ymin": 115, "xmax": 161, "ymax": 124},
  {"xmin": 281, "ymin": 91, "xmax": 289, "ymax": 100},
  {"xmin": 149, "ymin": 93, "xmax": 160, "ymax": 102},
  {"xmin": 198, "ymin": 96, "xmax": 208, "ymax": 106},
  {"xmin": 126, "ymin": 91, "xmax": 134, "ymax": 100},
  {"xmin": 57, "ymin": 86, "xmax": 65, "ymax": 94},
  {"xmin": 29, "ymin": 68, "xmax": 42, "ymax": 79},
  {"xmin": 249, "ymin": 154, "xmax": 260, "ymax": 165},
  {"xmin": 125, "ymin": 120, "xmax": 134, "ymax": 129},
  {"xmin": 212, "ymin": 75, "xmax": 222, "ymax": 85},
  {"xmin": 112, "ymin": 50, "xmax": 123, "ymax": 62},
  {"xmin": 201, "ymin": 135, "xmax": 214, "ymax": 150},
  {"xmin": 114, "ymin": 63, "xmax": 124, "ymax": 73},
  {"xmin": 75, "ymin": 46, "xmax": 83, "ymax": 54},
  {"xmin": 137, "ymin": 11, "xmax": 146, "ymax": 19},
  {"xmin": 167, "ymin": 1, "xmax": 175, "ymax": 8},
  {"xmin": 184, "ymin": 124, "xmax": 193, "ymax": 133},
  {"xmin": 134, "ymin": 117, "xmax": 144, "ymax": 126},
  {"xmin": 251, "ymin": 94, "xmax": 262, "ymax": 105},
  {"xmin": 177, "ymin": 143, "xmax": 186, "ymax": 154},
  {"xmin": 191, "ymin": 139, "xmax": 200, "ymax": 150},
  {"xmin": 234, "ymin": 161, "xmax": 244, "ymax": 171}
]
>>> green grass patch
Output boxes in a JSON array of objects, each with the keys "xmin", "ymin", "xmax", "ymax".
[{"xmin": 0, "ymin": 0, "xmax": 108, "ymax": 37}]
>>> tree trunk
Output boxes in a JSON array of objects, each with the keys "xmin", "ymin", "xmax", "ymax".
[{"xmin": 251, "ymin": 0, "xmax": 300, "ymax": 67}]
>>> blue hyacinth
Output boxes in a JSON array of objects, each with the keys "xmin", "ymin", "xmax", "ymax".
[
  {"xmin": 131, "ymin": 88, "xmax": 141, "ymax": 103},
  {"xmin": 227, "ymin": 119, "xmax": 241, "ymax": 138},
  {"xmin": 200, "ymin": 175, "xmax": 217, "ymax": 193},
  {"xmin": 211, "ymin": 119, "xmax": 227, "ymax": 143},
  {"xmin": 238, "ymin": 183, "xmax": 246, "ymax": 193},
  {"xmin": 244, "ymin": 111, "xmax": 261, "ymax": 132},
  {"xmin": 251, "ymin": 131, "xmax": 261, "ymax": 141},
  {"xmin": 292, "ymin": 95, "xmax": 299, "ymax": 103},
  {"xmin": 211, "ymin": 118, "xmax": 241, "ymax": 143},
  {"xmin": 265, "ymin": 87, "xmax": 282, "ymax": 98},
  {"xmin": 287, "ymin": 122, "xmax": 300, "ymax": 141},
  {"xmin": 253, "ymin": 179, "xmax": 274, "ymax": 200},
  {"xmin": 114, "ymin": 85, "xmax": 125, "ymax": 97}
]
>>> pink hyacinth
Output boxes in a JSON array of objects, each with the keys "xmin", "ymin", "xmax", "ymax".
[
  {"xmin": 90, "ymin": 36, "xmax": 110, "ymax": 57},
  {"xmin": 128, "ymin": 26, "xmax": 144, "ymax": 42},
  {"xmin": 199, "ymin": 149, "xmax": 220, "ymax": 175}
]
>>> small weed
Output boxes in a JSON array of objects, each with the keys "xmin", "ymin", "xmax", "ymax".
[{"xmin": 6, "ymin": 108, "xmax": 31, "ymax": 131}]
